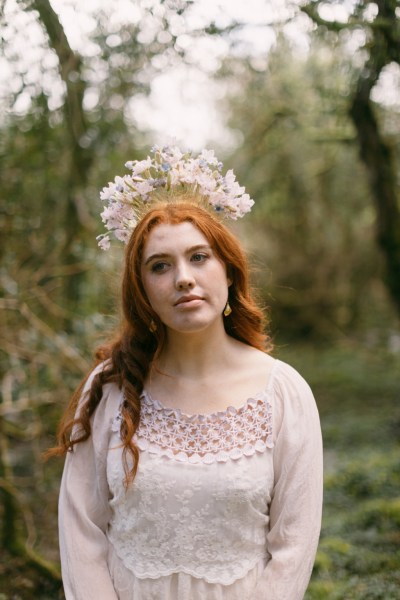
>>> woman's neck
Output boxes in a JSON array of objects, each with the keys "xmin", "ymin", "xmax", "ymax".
[{"xmin": 155, "ymin": 321, "xmax": 235, "ymax": 380}]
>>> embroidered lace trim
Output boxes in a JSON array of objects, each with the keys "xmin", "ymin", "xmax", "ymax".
[{"xmin": 112, "ymin": 387, "xmax": 274, "ymax": 464}]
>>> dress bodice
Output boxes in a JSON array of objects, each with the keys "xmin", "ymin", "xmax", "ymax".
[
  {"xmin": 107, "ymin": 368, "xmax": 277, "ymax": 584},
  {"xmin": 112, "ymin": 383, "xmax": 274, "ymax": 463},
  {"xmin": 58, "ymin": 358, "xmax": 323, "ymax": 600}
]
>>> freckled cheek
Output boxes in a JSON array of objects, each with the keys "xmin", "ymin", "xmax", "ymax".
[
  {"xmin": 143, "ymin": 279, "xmax": 171, "ymax": 310},
  {"xmin": 141, "ymin": 278, "xmax": 157, "ymax": 309}
]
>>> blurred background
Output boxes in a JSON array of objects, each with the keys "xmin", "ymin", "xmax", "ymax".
[{"xmin": 0, "ymin": 0, "xmax": 399, "ymax": 598}]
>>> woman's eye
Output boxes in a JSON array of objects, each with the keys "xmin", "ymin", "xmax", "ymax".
[
  {"xmin": 191, "ymin": 253, "xmax": 208, "ymax": 263},
  {"xmin": 151, "ymin": 262, "xmax": 169, "ymax": 273}
]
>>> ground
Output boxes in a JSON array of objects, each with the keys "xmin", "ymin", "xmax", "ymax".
[{"xmin": 1, "ymin": 340, "xmax": 399, "ymax": 599}]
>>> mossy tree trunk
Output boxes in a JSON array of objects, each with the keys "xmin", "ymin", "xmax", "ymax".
[
  {"xmin": 26, "ymin": 0, "xmax": 95, "ymax": 319},
  {"xmin": 302, "ymin": 0, "xmax": 400, "ymax": 317}
]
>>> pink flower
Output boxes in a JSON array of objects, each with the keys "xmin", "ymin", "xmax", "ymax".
[
  {"xmin": 98, "ymin": 236, "xmax": 111, "ymax": 250},
  {"xmin": 97, "ymin": 145, "xmax": 255, "ymax": 250}
]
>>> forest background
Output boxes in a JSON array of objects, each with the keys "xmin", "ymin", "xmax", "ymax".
[{"xmin": 1, "ymin": 0, "xmax": 399, "ymax": 598}]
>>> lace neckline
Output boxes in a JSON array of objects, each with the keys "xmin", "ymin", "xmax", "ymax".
[
  {"xmin": 112, "ymin": 360, "xmax": 278, "ymax": 464},
  {"xmin": 142, "ymin": 389, "xmax": 265, "ymax": 422},
  {"xmin": 142, "ymin": 358, "xmax": 279, "ymax": 420}
]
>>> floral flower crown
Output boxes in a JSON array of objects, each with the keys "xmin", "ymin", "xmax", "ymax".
[{"xmin": 97, "ymin": 145, "xmax": 254, "ymax": 250}]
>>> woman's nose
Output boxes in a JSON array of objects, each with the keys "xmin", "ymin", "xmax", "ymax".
[{"xmin": 175, "ymin": 263, "xmax": 195, "ymax": 290}]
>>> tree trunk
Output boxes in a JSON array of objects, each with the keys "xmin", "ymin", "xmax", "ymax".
[
  {"xmin": 350, "ymin": 88, "xmax": 400, "ymax": 317},
  {"xmin": 349, "ymin": 0, "xmax": 400, "ymax": 316},
  {"xmin": 22, "ymin": 0, "xmax": 95, "ymax": 318},
  {"xmin": 302, "ymin": 0, "xmax": 400, "ymax": 317}
]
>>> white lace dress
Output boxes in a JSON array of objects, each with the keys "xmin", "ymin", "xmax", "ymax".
[{"xmin": 59, "ymin": 359, "xmax": 323, "ymax": 600}]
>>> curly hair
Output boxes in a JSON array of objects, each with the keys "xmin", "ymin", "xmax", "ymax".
[{"xmin": 49, "ymin": 199, "xmax": 272, "ymax": 484}]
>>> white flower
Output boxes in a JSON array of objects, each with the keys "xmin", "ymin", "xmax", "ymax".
[
  {"xmin": 168, "ymin": 167, "xmax": 183, "ymax": 186},
  {"xmin": 160, "ymin": 146, "xmax": 183, "ymax": 167},
  {"xmin": 195, "ymin": 171, "xmax": 217, "ymax": 193},
  {"xmin": 97, "ymin": 235, "xmax": 111, "ymax": 250},
  {"xmin": 134, "ymin": 180, "xmax": 155, "ymax": 196},
  {"xmin": 224, "ymin": 170, "xmax": 237, "ymax": 187},
  {"xmin": 127, "ymin": 157, "xmax": 152, "ymax": 176},
  {"xmin": 100, "ymin": 184, "xmax": 116, "ymax": 201},
  {"xmin": 208, "ymin": 189, "xmax": 227, "ymax": 209},
  {"xmin": 101, "ymin": 206, "xmax": 121, "ymax": 229},
  {"xmin": 97, "ymin": 146, "xmax": 255, "ymax": 249},
  {"xmin": 199, "ymin": 149, "xmax": 218, "ymax": 166},
  {"xmin": 114, "ymin": 175, "xmax": 126, "ymax": 190},
  {"xmin": 238, "ymin": 194, "xmax": 254, "ymax": 216},
  {"xmin": 114, "ymin": 228, "xmax": 131, "ymax": 243}
]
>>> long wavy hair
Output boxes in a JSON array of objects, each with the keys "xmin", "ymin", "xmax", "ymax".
[{"xmin": 49, "ymin": 199, "xmax": 272, "ymax": 483}]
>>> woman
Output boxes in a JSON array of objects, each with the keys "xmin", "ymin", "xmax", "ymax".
[{"xmin": 55, "ymin": 146, "xmax": 323, "ymax": 600}]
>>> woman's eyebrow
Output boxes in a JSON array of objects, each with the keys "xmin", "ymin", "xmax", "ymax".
[
  {"xmin": 144, "ymin": 252, "xmax": 169, "ymax": 266},
  {"xmin": 144, "ymin": 244, "xmax": 212, "ymax": 266}
]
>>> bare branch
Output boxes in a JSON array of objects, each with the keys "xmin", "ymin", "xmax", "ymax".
[
  {"xmin": 19, "ymin": 303, "xmax": 90, "ymax": 370},
  {"xmin": 27, "ymin": 0, "xmax": 87, "ymax": 144},
  {"xmin": 300, "ymin": 3, "xmax": 351, "ymax": 31},
  {"xmin": 301, "ymin": 2, "xmax": 396, "ymax": 33}
]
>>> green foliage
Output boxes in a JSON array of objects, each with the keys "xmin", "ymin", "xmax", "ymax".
[
  {"xmin": 325, "ymin": 454, "xmax": 400, "ymax": 501},
  {"xmin": 296, "ymin": 0, "xmax": 400, "ymax": 319},
  {"xmin": 222, "ymin": 37, "xmax": 395, "ymax": 337},
  {"xmin": 277, "ymin": 344, "xmax": 400, "ymax": 599},
  {"xmin": 1, "ymin": 2, "xmax": 400, "ymax": 596}
]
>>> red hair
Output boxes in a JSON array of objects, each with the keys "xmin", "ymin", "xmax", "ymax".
[{"xmin": 49, "ymin": 200, "xmax": 272, "ymax": 483}]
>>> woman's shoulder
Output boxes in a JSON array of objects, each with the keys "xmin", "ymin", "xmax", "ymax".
[
  {"xmin": 270, "ymin": 358, "xmax": 311, "ymax": 389},
  {"xmin": 268, "ymin": 359, "xmax": 321, "ymax": 450},
  {"xmin": 80, "ymin": 359, "xmax": 122, "ymax": 416},
  {"xmin": 81, "ymin": 358, "xmax": 116, "ymax": 392},
  {"xmin": 230, "ymin": 342, "xmax": 313, "ymax": 401},
  {"xmin": 268, "ymin": 358, "xmax": 318, "ymax": 421}
]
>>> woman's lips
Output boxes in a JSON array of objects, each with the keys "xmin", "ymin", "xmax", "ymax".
[{"xmin": 174, "ymin": 295, "xmax": 203, "ymax": 307}]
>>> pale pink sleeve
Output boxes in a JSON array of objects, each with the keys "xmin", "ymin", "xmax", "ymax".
[
  {"xmin": 58, "ymin": 364, "xmax": 121, "ymax": 600},
  {"xmin": 253, "ymin": 361, "xmax": 323, "ymax": 600}
]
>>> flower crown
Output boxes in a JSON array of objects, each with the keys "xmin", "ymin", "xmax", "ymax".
[{"xmin": 97, "ymin": 145, "xmax": 254, "ymax": 250}]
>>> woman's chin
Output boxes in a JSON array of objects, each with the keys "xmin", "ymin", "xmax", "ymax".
[{"xmin": 165, "ymin": 314, "xmax": 224, "ymax": 336}]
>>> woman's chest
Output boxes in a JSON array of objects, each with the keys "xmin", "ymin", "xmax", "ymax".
[
  {"xmin": 107, "ymin": 448, "xmax": 274, "ymax": 519},
  {"xmin": 108, "ymin": 389, "xmax": 275, "ymax": 515}
]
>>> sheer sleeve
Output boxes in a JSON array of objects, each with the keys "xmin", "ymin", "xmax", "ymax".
[
  {"xmin": 253, "ymin": 361, "xmax": 323, "ymax": 600},
  {"xmin": 58, "ymin": 363, "xmax": 121, "ymax": 600}
]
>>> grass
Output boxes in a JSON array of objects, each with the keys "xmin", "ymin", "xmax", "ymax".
[{"xmin": 276, "ymin": 340, "xmax": 400, "ymax": 599}]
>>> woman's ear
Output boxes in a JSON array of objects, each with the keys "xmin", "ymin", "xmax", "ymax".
[{"xmin": 227, "ymin": 266, "xmax": 233, "ymax": 287}]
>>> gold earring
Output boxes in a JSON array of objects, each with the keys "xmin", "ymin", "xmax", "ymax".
[
  {"xmin": 149, "ymin": 320, "xmax": 157, "ymax": 333},
  {"xmin": 223, "ymin": 301, "xmax": 232, "ymax": 317}
]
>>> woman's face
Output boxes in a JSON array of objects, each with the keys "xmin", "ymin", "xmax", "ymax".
[{"xmin": 141, "ymin": 221, "xmax": 231, "ymax": 335}]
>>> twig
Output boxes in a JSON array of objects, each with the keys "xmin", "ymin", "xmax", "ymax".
[{"xmin": 19, "ymin": 303, "xmax": 90, "ymax": 371}]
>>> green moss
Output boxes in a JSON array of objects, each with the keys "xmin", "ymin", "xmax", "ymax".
[
  {"xmin": 305, "ymin": 579, "xmax": 337, "ymax": 599},
  {"xmin": 320, "ymin": 537, "xmax": 352, "ymax": 555},
  {"xmin": 353, "ymin": 498, "xmax": 400, "ymax": 531},
  {"xmin": 284, "ymin": 342, "xmax": 400, "ymax": 598},
  {"xmin": 324, "ymin": 452, "xmax": 400, "ymax": 500}
]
